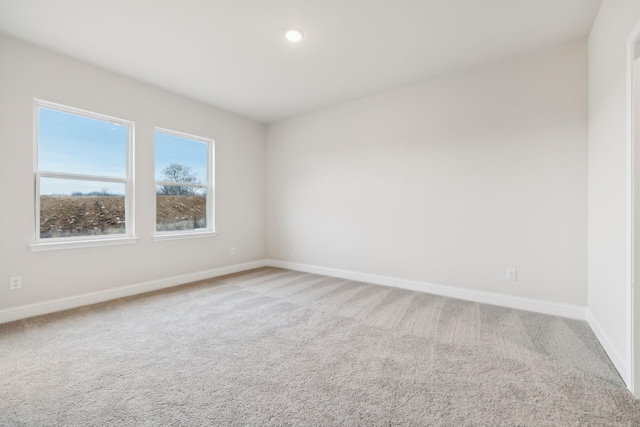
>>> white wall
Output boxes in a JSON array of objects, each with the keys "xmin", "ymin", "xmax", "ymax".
[
  {"xmin": 0, "ymin": 34, "xmax": 267, "ymax": 312},
  {"xmin": 267, "ymin": 40, "xmax": 588, "ymax": 307},
  {"xmin": 587, "ymin": 0, "xmax": 640, "ymax": 386}
]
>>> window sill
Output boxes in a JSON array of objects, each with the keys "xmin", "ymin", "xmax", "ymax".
[
  {"xmin": 30, "ymin": 237, "xmax": 139, "ymax": 252},
  {"xmin": 153, "ymin": 231, "xmax": 218, "ymax": 242}
]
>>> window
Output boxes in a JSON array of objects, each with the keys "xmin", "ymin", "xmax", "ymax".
[
  {"xmin": 32, "ymin": 100, "xmax": 135, "ymax": 250},
  {"xmin": 154, "ymin": 128, "xmax": 215, "ymax": 239}
]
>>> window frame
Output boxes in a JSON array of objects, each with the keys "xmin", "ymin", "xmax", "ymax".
[
  {"xmin": 30, "ymin": 99, "xmax": 137, "ymax": 251},
  {"xmin": 153, "ymin": 127, "xmax": 216, "ymax": 241}
]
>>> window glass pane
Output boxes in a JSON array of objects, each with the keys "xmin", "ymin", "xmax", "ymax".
[
  {"xmin": 40, "ymin": 177, "xmax": 126, "ymax": 239},
  {"xmin": 38, "ymin": 107, "xmax": 127, "ymax": 178},
  {"xmin": 154, "ymin": 132, "xmax": 207, "ymax": 183},
  {"xmin": 156, "ymin": 186, "xmax": 207, "ymax": 232}
]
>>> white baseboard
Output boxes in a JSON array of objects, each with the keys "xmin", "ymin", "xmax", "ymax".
[
  {"xmin": 4, "ymin": 257, "xmax": 627, "ymax": 387},
  {"xmin": 265, "ymin": 259, "xmax": 587, "ymax": 320},
  {"xmin": 586, "ymin": 309, "xmax": 629, "ymax": 385},
  {"xmin": 1, "ymin": 258, "xmax": 588, "ymax": 324},
  {"xmin": 0, "ymin": 259, "xmax": 268, "ymax": 325}
]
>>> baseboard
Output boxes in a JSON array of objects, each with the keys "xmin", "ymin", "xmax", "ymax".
[
  {"xmin": 586, "ymin": 309, "xmax": 629, "ymax": 386},
  {"xmin": 265, "ymin": 259, "xmax": 587, "ymax": 320},
  {"xmin": 0, "ymin": 259, "xmax": 268, "ymax": 325},
  {"xmin": 3, "ymin": 258, "xmax": 624, "ymax": 384},
  {"xmin": 2, "ymin": 258, "xmax": 587, "ymax": 324}
]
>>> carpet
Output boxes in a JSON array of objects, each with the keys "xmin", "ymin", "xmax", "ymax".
[{"xmin": 1, "ymin": 267, "xmax": 639, "ymax": 426}]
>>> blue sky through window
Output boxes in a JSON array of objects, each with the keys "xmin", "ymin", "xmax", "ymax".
[
  {"xmin": 154, "ymin": 131, "xmax": 208, "ymax": 183},
  {"xmin": 38, "ymin": 107, "xmax": 210, "ymax": 196},
  {"xmin": 38, "ymin": 107, "xmax": 127, "ymax": 195},
  {"xmin": 39, "ymin": 108, "xmax": 127, "ymax": 177}
]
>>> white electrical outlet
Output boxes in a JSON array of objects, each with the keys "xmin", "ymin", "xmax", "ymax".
[
  {"xmin": 9, "ymin": 276, "xmax": 22, "ymax": 290},
  {"xmin": 231, "ymin": 247, "xmax": 236, "ymax": 256},
  {"xmin": 293, "ymin": 245, "xmax": 299, "ymax": 254},
  {"xmin": 506, "ymin": 268, "xmax": 517, "ymax": 281}
]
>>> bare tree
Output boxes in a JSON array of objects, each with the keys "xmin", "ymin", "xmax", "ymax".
[{"xmin": 159, "ymin": 163, "xmax": 200, "ymax": 195}]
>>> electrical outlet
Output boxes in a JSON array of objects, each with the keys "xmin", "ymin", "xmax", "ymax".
[
  {"xmin": 506, "ymin": 268, "xmax": 517, "ymax": 281},
  {"xmin": 231, "ymin": 247, "xmax": 236, "ymax": 256},
  {"xmin": 293, "ymin": 245, "xmax": 299, "ymax": 254},
  {"xmin": 9, "ymin": 276, "xmax": 22, "ymax": 290}
]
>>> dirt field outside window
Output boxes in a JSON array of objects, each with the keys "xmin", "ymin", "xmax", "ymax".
[{"xmin": 39, "ymin": 195, "xmax": 206, "ymax": 238}]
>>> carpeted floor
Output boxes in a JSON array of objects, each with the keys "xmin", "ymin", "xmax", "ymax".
[{"xmin": 1, "ymin": 267, "xmax": 639, "ymax": 426}]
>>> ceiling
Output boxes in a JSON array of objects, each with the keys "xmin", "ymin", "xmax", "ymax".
[{"xmin": 0, "ymin": 0, "xmax": 602, "ymax": 123}]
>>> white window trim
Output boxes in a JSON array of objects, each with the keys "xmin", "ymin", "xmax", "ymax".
[
  {"xmin": 31, "ymin": 99, "xmax": 136, "ymax": 251},
  {"xmin": 153, "ymin": 127, "xmax": 216, "ymax": 240},
  {"xmin": 152, "ymin": 231, "xmax": 217, "ymax": 242},
  {"xmin": 30, "ymin": 237, "xmax": 139, "ymax": 252}
]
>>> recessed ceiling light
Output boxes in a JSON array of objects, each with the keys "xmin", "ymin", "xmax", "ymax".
[{"xmin": 285, "ymin": 28, "xmax": 304, "ymax": 42}]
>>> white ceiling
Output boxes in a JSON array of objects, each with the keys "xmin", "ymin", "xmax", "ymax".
[{"xmin": 0, "ymin": 0, "xmax": 602, "ymax": 123}]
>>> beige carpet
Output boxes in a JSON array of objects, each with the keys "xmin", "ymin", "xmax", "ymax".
[{"xmin": 1, "ymin": 267, "xmax": 639, "ymax": 426}]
